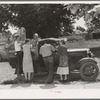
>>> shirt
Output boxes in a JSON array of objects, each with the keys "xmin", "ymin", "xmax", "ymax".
[
  {"xmin": 14, "ymin": 41, "xmax": 21, "ymax": 52},
  {"xmin": 39, "ymin": 43, "xmax": 55, "ymax": 57}
]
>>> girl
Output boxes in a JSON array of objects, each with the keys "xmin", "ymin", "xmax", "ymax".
[
  {"xmin": 57, "ymin": 40, "xmax": 69, "ymax": 83},
  {"xmin": 22, "ymin": 39, "xmax": 34, "ymax": 82}
]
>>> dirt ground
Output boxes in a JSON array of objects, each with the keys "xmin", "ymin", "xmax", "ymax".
[{"xmin": 0, "ymin": 57, "xmax": 100, "ymax": 89}]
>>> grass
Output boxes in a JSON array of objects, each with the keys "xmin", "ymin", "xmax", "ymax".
[
  {"xmin": 66, "ymin": 39, "xmax": 100, "ymax": 48},
  {"xmin": 66, "ymin": 39, "xmax": 100, "ymax": 57}
]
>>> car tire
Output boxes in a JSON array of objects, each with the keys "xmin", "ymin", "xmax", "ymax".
[{"xmin": 80, "ymin": 62, "xmax": 99, "ymax": 81}]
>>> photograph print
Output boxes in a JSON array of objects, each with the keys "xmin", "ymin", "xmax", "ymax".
[{"xmin": 0, "ymin": 1, "xmax": 100, "ymax": 92}]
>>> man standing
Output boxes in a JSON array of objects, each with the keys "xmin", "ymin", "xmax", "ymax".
[
  {"xmin": 14, "ymin": 35, "xmax": 23, "ymax": 77},
  {"xmin": 39, "ymin": 42, "xmax": 56, "ymax": 84},
  {"xmin": 17, "ymin": 27, "xmax": 26, "ymax": 42}
]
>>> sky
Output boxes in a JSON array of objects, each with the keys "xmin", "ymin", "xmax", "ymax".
[
  {"xmin": 73, "ymin": 17, "xmax": 87, "ymax": 30},
  {"xmin": 8, "ymin": 25, "xmax": 18, "ymax": 34}
]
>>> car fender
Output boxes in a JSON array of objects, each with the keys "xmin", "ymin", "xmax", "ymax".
[
  {"xmin": 75, "ymin": 57, "xmax": 97, "ymax": 69},
  {"xmin": 0, "ymin": 50, "xmax": 8, "ymax": 59}
]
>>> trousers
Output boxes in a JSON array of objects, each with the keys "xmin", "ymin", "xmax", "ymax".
[
  {"xmin": 43, "ymin": 56, "xmax": 54, "ymax": 83},
  {"xmin": 15, "ymin": 51, "xmax": 23, "ymax": 75}
]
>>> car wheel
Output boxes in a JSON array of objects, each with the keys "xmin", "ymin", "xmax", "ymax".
[{"xmin": 80, "ymin": 62, "xmax": 99, "ymax": 81}]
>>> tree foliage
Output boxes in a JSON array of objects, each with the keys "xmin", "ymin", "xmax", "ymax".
[
  {"xmin": 0, "ymin": 4, "xmax": 74, "ymax": 38},
  {"xmin": 64, "ymin": 4, "xmax": 100, "ymax": 32},
  {"xmin": 1, "ymin": 4, "xmax": 100, "ymax": 38}
]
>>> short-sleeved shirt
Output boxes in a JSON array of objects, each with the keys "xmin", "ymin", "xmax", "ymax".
[
  {"xmin": 39, "ymin": 43, "xmax": 55, "ymax": 57},
  {"xmin": 14, "ymin": 41, "xmax": 21, "ymax": 52}
]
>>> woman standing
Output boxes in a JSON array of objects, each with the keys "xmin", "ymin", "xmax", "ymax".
[
  {"xmin": 22, "ymin": 40, "xmax": 34, "ymax": 82},
  {"xmin": 17, "ymin": 27, "xmax": 26, "ymax": 42},
  {"xmin": 31, "ymin": 33, "xmax": 40, "ymax": 74},
  {"xmin": 57, "ymin": 40, "xmax": 69, "ymax": 83}
]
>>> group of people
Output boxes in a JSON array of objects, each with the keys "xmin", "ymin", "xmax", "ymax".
[
  {"xmin": 39, "ymin": 39, "xmax": 69, "ymax": 84},
  {"xmin": 5, "ymin": 27, "xmax": 69, "ymax": 84}
]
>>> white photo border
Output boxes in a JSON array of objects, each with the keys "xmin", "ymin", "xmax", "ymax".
[{"xmin": 0, "ymin": 0, "xmax": 100, "ymax": 99}]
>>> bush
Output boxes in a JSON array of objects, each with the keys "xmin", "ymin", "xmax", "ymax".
[
  {"xmin": 85, "ymin": 33, "xmax": 93, "ymax": 40},
  {"xmin": 67, "ymin": 34, "xmax": 84, "ymax": 42}
]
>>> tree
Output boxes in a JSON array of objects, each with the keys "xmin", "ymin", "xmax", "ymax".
[
  {"xmin": 63, "ymin": 4, "xmax": 100, "ymax": 32},
  {"xmin": 6, "ymin": 4, "xmax": 74, "ymax": 38},
  {"xmin": 0, "ymin": 4, "xmax": 14, "ymax": 32},
  {"xmin": 76, "ymin": 26, "xmax": 85, "ymax": 32},
  {"xmin": 1, "ymin": 4, "xmax": 99, "ymax": 38}
]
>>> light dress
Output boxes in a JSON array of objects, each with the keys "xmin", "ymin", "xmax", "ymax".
[
  {"xmin": 57, "ymin": 45, "xmax": 69, "ymax": 75},
  {"xmin": 23, "ymin": 44, "xmax": 34, "ymax": 73}
]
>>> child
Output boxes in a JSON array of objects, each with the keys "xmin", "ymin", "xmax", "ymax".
[{"xmin": 22, "ymin": 39, "xmax": 34, "ymax": 82}]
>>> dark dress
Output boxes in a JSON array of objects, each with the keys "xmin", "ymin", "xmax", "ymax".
[{"xmin": 57, "ymin": 45, "xmax": 69, "ymax": 75}]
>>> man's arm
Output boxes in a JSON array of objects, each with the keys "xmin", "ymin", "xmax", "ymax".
[
  {"xmin": 51, "ymin": 44, "xmax": 58, "ymax": 53},
  {"xmin": 5, "ymin": 41, "xmax": 14, "ymax": 49},
  {"xmin": 39, "ymin": 46, "xmax": 42, "ymax": 55},
  {"xmin": 51, "ymin": 45, "xmax": 56, "ymax": 51}
]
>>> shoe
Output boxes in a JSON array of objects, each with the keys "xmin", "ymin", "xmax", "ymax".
[
  {"xmin": 62, "ymin": 80, "xmax": 69, "ymax": 84},
  {"xmin": 59, "ymin": 80, "xmax": 63, "ymax": 82},
  {"xmin": 45, "ymin": 82, "xmax": 53, "ymax": 84}
]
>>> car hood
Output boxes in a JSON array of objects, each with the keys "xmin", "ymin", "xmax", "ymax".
[{"xmin": 67, "ymin": 48, "xmax": 90, "ymax": 52}]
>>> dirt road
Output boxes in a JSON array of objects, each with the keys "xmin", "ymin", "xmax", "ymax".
[
  {"xmin": 0, "ymin": 57, "xmax": 100, "ymax": 89},
  {"xmin": 0, "ymin": 59, "xmax": 100, "ymax": 99}
]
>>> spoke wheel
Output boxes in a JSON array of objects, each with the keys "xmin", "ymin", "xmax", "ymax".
[{"xmin": 80, "ymin": 62, "xmax": 99, "ymax": 81}]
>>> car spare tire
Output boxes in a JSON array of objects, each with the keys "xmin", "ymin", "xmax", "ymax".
[{"xmin": 80, "ymin": 62, "xmax": 99, "ymax": 81}]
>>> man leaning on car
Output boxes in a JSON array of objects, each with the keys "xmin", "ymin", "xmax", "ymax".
[{"xmin": 39, "ymin": 41, "xmax": 56, "ymax": 84}]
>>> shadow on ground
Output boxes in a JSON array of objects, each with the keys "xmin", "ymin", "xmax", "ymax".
[
  {"xmin": 1, "ymin": 72, "xmax": 82, "ymax": 84},
  {"xmin": 1, "ymin": 72, "xmax": 100, "ymax": 89},
  {"xmin": 10, "ymin": 83, "xmax": 32, "ymax": 88},
  {"xmin": 40, "ymin": 84, "xmax": 57, "ymax": 89}
]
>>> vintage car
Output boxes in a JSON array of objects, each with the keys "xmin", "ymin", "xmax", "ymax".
[
  {"xmin": 0, "ymin": 43, "xmax": 8, "ymax": 62},
  {"xmin": 6, "ymin": 37, "xmax": 99, "ymax": 81},
  {"xmin": 38, "ymin": 38, "xmax": 99, "ymax": 81},
  {"xmin": 67, "ymin": 48, "xmax": 99, "ymax": 81}
]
